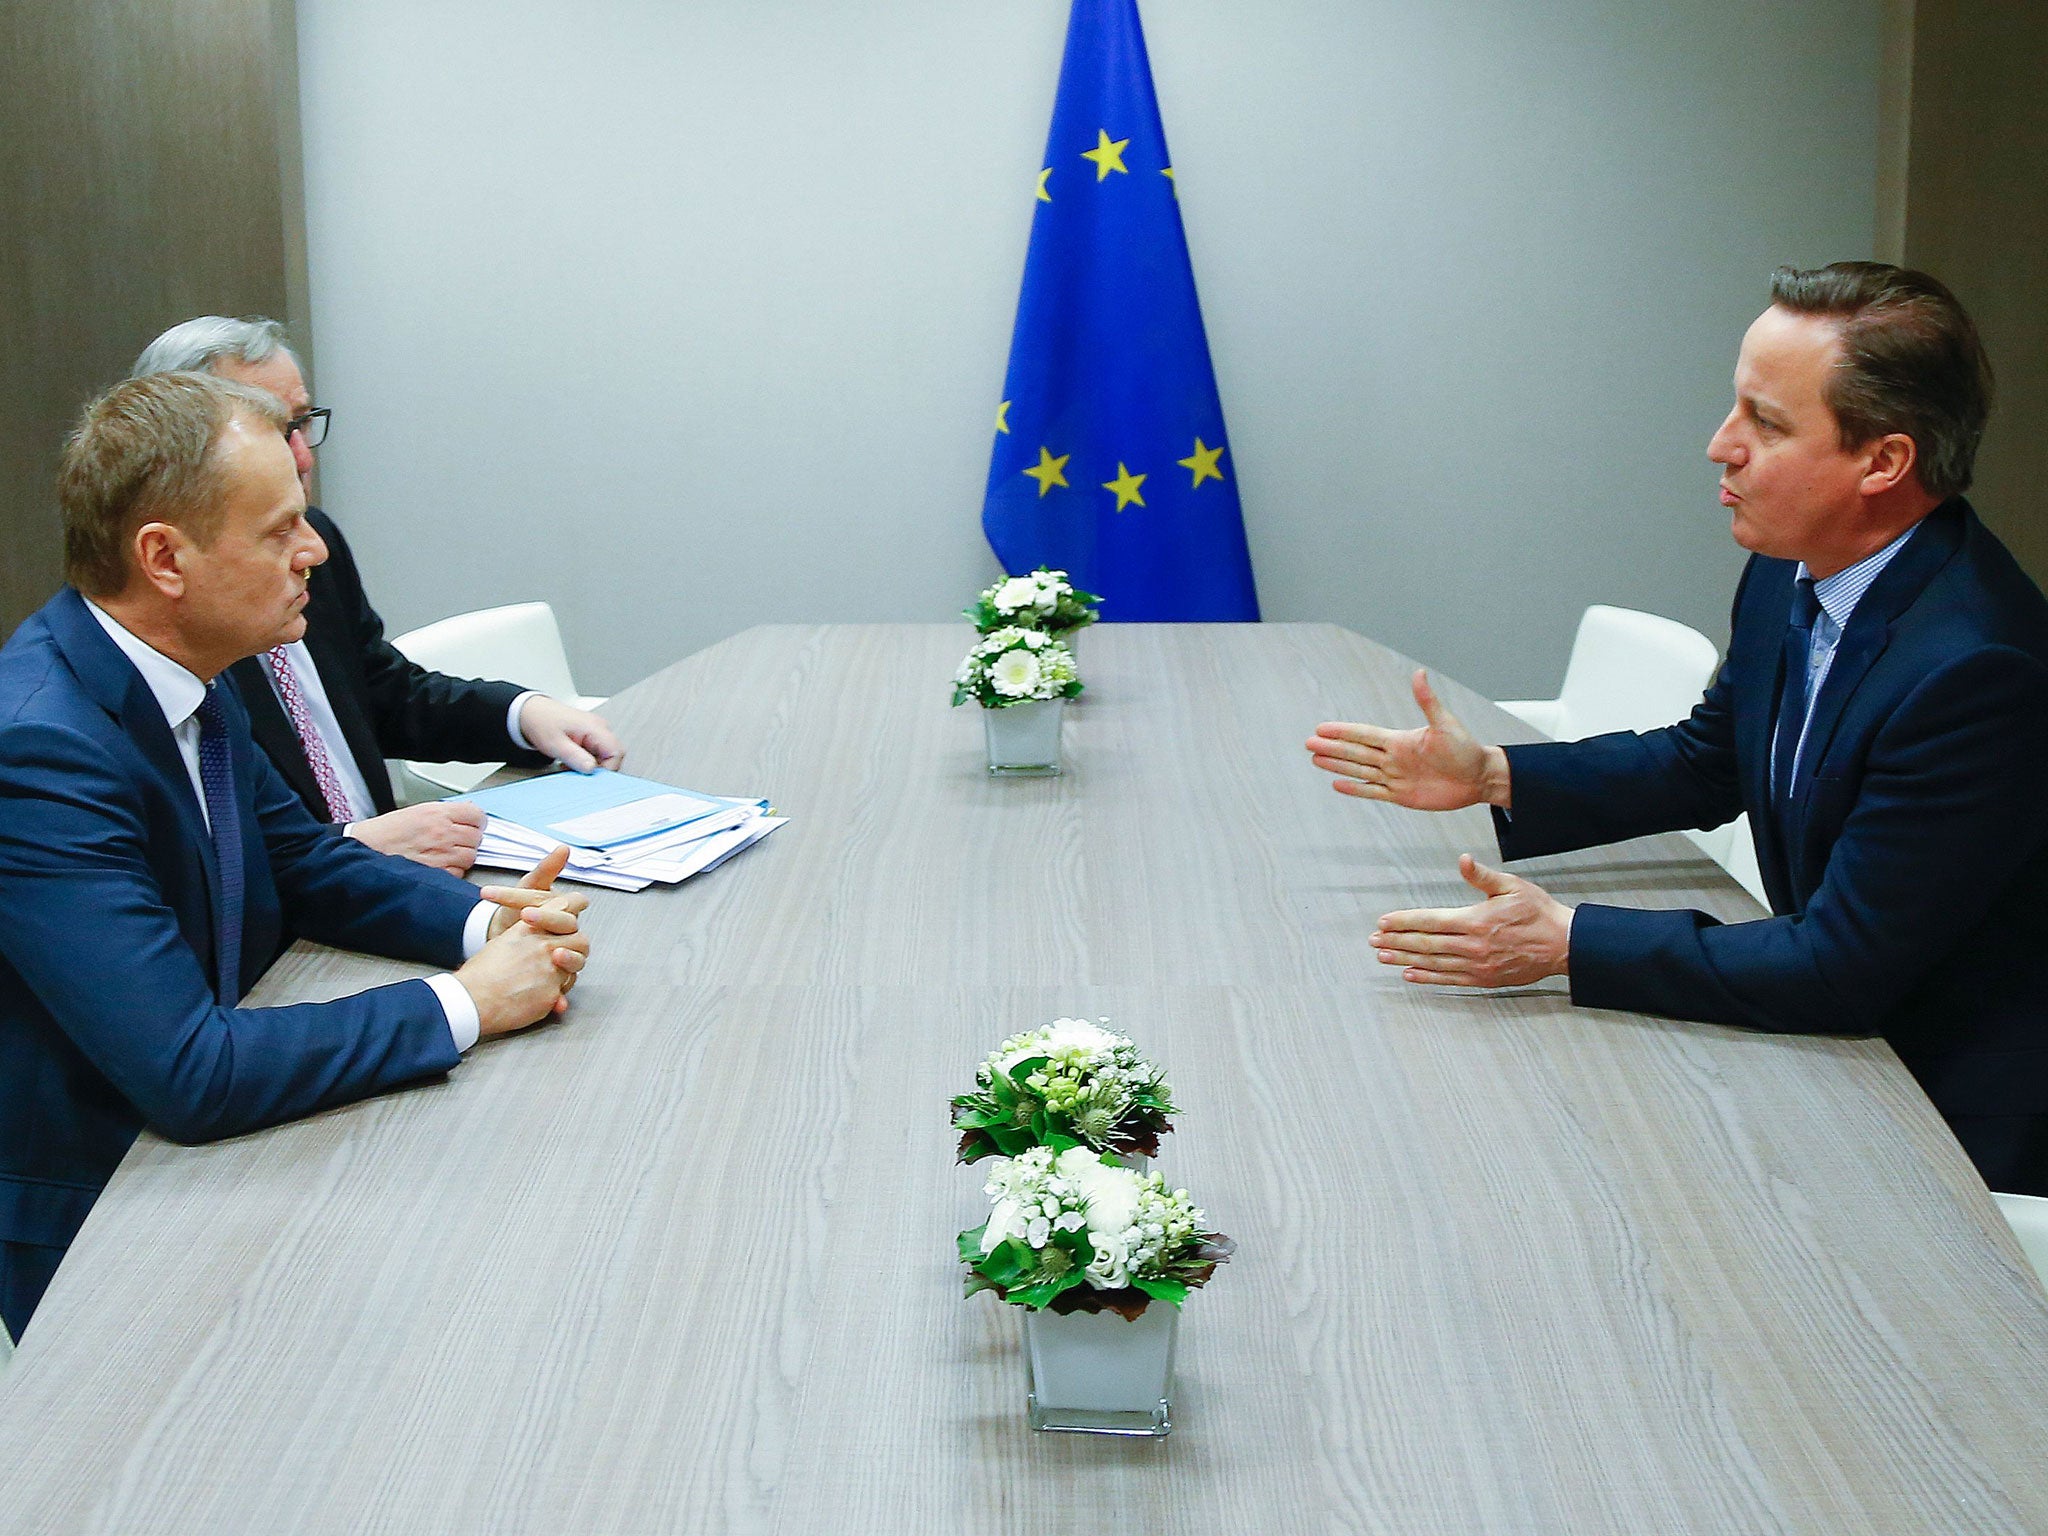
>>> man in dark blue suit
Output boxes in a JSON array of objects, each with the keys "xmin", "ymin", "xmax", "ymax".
[
  {"xmin": 1308, "ymin": 264, "xmax": 2048, "ymax": 1193},
  {"xmin": 0, "ymin": 372, "xmax": 595, "ymax": 1342}
]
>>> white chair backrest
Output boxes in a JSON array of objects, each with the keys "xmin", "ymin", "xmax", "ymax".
[
  {"xmin": 390, "ymin": 602, "xmax": 581, "ymax": 702},
  {"xmin": 1993, "ymin": 1192, "xmax": 2048, "ymax": 1291},
  {"xmin": 1554, "ymin": 605, "xmax": 1720, "ymax": 741}
]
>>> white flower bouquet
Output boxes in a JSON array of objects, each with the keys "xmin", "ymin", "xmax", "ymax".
[
  {"xmin": 951, "ymin": 626, "xmax": 1082, "ymax": 709},
  {"xmin": 952, "ymin": 1017, "xmax": 1176, "ymax": 1163},
  {"xmin": 958, "ymin": 1147, "xmax": 1233, "ymax": 1317},
  {"xmin": 966, "ymin": 567, "xmax": 1101, "ymax": 638}
]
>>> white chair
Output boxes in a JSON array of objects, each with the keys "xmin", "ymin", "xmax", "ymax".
[
  {"xmin": 1498, "ymin": 605, "xmax": 1769, "ymax": 901},
  {"xmin": 1993, "ymin": 1192, "xmax": 2048, "ymax": 1291},
  {"xmin": 1498, "ymin": 604, "xmax": 1720, "ymax": 742},
  {"xmin": 1717, "ymin": 814, "xmax": 1768, "ymax": 907},
  {"xmin": 389, "ymin": 602, "xmax": 606, "ymax": 796}
]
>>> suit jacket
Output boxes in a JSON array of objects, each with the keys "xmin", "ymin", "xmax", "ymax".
[
  {"xmin": 1496, "ymin": 497, "xmax": 2048, "ymax": 1119},
  {"xmin": 226, "ymin": 508, "xmax": 544, "ymax": 819},
  {"xmin": 0, "ymin": 587, "xmax": 483, "ymax": 1274}
]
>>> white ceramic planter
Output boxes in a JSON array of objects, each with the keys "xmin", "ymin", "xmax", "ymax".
[
  {"xmin": 1022, "ymin": 1301, "xmax": 1179, "ymax": 1436},
  {"xmin": 983, "ymin": 698, "xmax": 1064, "ymax": 776}
]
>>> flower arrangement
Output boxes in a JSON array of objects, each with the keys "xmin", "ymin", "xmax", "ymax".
[
  {"xmin": 958, "ymin": 1147, "xmax": 1233, "ymax": 1317},
  {"xmin": 952, "ymin": 1017, "xmax": 1175, "ymax": 1163},
  {"xmin": 951, "ymin": 627, "xmax": 1082, "ymax": 709},
  {"xmin": 967, "ymin": 567, "xmax": 1101, "ymax": 638}
]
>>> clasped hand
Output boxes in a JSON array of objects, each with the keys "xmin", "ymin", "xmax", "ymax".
[
  {"xmin": 458, "ymin": 846, "xmax": 593, "ymax": 1037},
  {"xmin": 1306, "ymin": 669, "xmax": 1571, "ymax": 989}
]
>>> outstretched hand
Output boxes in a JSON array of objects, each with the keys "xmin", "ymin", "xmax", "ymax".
[
  {"xmin": 1372, "ymin": 854, "xmax": 1572, "ymax": 988},
  {"xmin": 1306, "ymin": 669, "xmax": 1511, "ymax": 812}
]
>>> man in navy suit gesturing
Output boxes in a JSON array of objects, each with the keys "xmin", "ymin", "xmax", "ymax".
[
  {"xmin": 0, "ymin": 372, "xmax": 594, "ymax": 1342},
  {"xmin": 1307, "ymin": 263, "xmax": 2048, "ymax": 1193}
]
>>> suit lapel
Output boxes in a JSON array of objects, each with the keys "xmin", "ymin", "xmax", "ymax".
[
  {"xmin": 1731, "ymin": 559, "xmax": 1799, "ymax": 905},
  {"xmin": 1789, "ymin": 501, "xmax": 1965, "ymax": 808},
  {"xmin": 44, "ymin": 588, "xmax": 223, "ymax": 943}
]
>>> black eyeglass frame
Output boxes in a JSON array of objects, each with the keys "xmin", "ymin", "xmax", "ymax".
[{"xmin": 284, "ymin": 407, "xmax": 332, "ymax": 448}]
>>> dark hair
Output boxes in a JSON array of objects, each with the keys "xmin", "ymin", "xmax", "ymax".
[
  {"xmin": 60, "ymin": 371, "xmax": 286, "ymax": 596},
  {"xmin": 1768, "ymin": 262, "xmax": 1992, "ymax": 500}
]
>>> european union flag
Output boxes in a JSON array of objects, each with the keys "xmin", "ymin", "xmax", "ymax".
[{"xmin": 982, "ymin": 0, "xmax": 1259, "ymax": 622}]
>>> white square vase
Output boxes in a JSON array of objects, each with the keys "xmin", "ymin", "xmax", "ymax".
[
  {"xmin": 983, "ymin": 698, "xmax": 1065, "ymax": 777},
  {"xmin": 1022, "ymin": 1301, "xmax": 1178, "ymax": 1437}
]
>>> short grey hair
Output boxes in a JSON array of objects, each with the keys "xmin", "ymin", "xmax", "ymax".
[
  {"xmin": 132, "ymin": 315, "xmax": 296, "ymax": 379},
  {"xmin": 62, "ymin": 372, "xmax": 288, "ymax": 595}
]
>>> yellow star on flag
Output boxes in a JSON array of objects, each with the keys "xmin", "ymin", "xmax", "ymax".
[
  {"xmin": 1177, "ymin": 437, "xmax": 1225, "ymax": 487},
  {"xmin": 1102, "ymin": 462, "xmax": 1147, "ymax": 511},
  {"xmin": 1080, "ymin": 129, "xmax": 1130, "ymax": 181},
  {"xmin": 1023, "ymin": 446, "xmax": 1070, "ymax": 497},
  {"xmin": 995, "ymin": 400, "xmax": 1011, "ymax": 435},
  {"xmin": 1162, "ymin": 166, "xmax": 1176, "ymax": 199},
  {"xmin": 1036, "ymin": 167, "xmax": 1053, "ymax": 203}
]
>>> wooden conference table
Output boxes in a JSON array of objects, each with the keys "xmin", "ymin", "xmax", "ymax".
[{"xmin": 2, "ymin": 623, "xmax": 2045, "ymax": 1534}]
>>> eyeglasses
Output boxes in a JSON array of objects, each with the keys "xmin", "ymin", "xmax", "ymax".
[{"xmin": 285, "ymin": 408, "xmax": 332, "ymax": 449}]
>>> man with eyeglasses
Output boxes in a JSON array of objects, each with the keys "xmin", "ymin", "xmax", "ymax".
[
  {"xmin": 0, "ymin": 371, "xmax": 593, "ymax": 1340},
  {"xmin": 132, "ymin": 317, "xmax": 623, "ymax": 874}
]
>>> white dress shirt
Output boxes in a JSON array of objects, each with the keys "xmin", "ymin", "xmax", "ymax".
[{"xmin": 81, "ymin": 600, "xmax": 489, "ymax": 1050}]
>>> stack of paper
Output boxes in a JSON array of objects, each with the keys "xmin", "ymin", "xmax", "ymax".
[{"xmin": 460, "ymin": 769, "xmax": 785, "ymax": 891}]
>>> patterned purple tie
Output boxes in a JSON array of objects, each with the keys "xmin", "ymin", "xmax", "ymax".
[{"xmin": 264, "ymin": 646, "xmax": 357, "ymax": 823}]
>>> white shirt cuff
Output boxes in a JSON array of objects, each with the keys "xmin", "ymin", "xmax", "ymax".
[
  {"xmin": 461, "ymin": 899, "xmax": 494, "ymax": 958},
  {"xmin": 426, "ymin": 972, "xmax": 481, "ymax": 1054},
  {"xmin": 507, "ymin": 691, "xmax": 543, "ymax": 750}
]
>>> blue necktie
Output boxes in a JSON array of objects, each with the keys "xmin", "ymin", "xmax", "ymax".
[
  {"xmin": 194, "ymin": 689, "xmax": 245, "ymax": 1003},
  {"xmin": 1771, "ymin": 577, "xmax": 1821, "ymax": 811}
]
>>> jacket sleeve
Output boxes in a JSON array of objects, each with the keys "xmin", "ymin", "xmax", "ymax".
[
  {"xmin": 246, "ymin": 740, "xmax": 481, "ymax": 963},
  {"xmin": 0, "ymin": 718, "xmax": 463, "ymax": 1145},
  {"xmin": 1566, "ymin": 645, "xmax": 2048, "ymax": 1036},
  {"xmin": 1494, "ymin": 562, "xmax": 1752, "ymax": 861},
  {"xmin": 312, "ymin": 510, "xmax": 548, "ymax": 767}
]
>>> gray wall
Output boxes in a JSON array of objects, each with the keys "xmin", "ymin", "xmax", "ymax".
[
  {"xmin": 0, "ymin": 0, "xmax": 308, "ymax": 636},
  {"xmin": 297, "ymin": 0, "xmax": 1883, "ymax": 700}
]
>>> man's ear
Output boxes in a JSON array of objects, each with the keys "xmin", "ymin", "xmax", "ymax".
[
  {"xmin": 132, "ymin": 521, "xmax": 189, "ymax": 600},
  {"xmin": 1858, "ymin": 432, "xmax": 1919, "ymax": 499}
]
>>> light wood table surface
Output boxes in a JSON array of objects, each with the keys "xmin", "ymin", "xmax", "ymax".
[{"xmin": 3, "ymin": 623, "xmax": 2045, "ymax": 1534}]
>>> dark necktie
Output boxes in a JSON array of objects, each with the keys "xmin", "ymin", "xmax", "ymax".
[
  {"xmin": 194, "ymin": 688, "xmax": 245, "ymax": 1004},
  {"xmin": 1771, "ymin": 577, "xmax": 1821, "ymax": 810}
]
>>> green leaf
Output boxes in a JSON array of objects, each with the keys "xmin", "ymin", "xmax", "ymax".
[
  {"xmin": 1133, "ymin": 1276, "xmax": 1188, "ymax": 1307},
  {"xmin": 979, "ymin": 1239, "xmax": 1034, "ymax": 1288},
  {"xmin": 987, "ymin": 1124, "xmax": 1033, "ymax": 1155},
  {"xmin": 1007, "ymin": 1273, "xmax": 1083, "ymax": 1311},
  {"xmin": 956, "ymin": 1224, "xmax": 990, "ymax": 1263},
  {"xmin": 1005, "ymin": 1054, "xmax": 1049, "ymax": 1089}
]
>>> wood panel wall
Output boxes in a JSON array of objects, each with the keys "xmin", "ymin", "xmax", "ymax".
[
  {"xmin": 0, "ymin": 0, "xmax": 308, "ymax": 638},
  {"xmin": 1905, "ymin": 0, "xmax": 2048, "ymax": 584}
]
